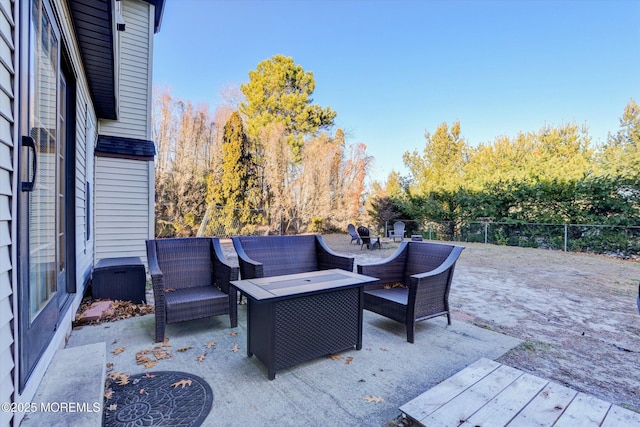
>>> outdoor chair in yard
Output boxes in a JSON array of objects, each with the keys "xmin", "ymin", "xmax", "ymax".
[
  {"xmin": 388, "ymin": 221, "xmax": 406, "ymax": 242},
  {"xmin": 357, "ymin": 241, "xmax": 464, "ymax": 343},
  {"xmin": 231, "ymin": 234, "xmax": 354, "ymax": 279},
  {"xmin": 357, "ymin": 226, "xmax": 381, "ymax": 250},
  {"xmin": 347, "ymin": 223, "xmax": 361, "ymax": 245},
  {"xmin": 146, "ymin": 237, "xmax": 239, "ymax": 342}
]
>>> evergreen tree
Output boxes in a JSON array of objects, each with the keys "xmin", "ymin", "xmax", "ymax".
[
  {"xmin": 599, "ymin": 98, "xmax": 640, "ymax": 179},
  {"xmin": 403, "ymin": 120, "xmax": 468, "ymax": 195},
  {"xmin": 240, "ymin": 54, "xmax": 336, "ymax": 162},
  {"xmin": 206, "ymin": 112, "xmax": 258, "ymax": 235}
]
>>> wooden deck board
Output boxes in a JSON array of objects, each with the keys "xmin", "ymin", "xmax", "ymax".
[
  {"xmin": 553, "ymin": 392, "xmax": 611, "ymax": 427},
  {"xmin": 462, "ymin": 372, "xmax": 549, "ymax": 427},
  {"xmin": 398, "ymin": 358, "xmax": 501, "ymax": 421},
  {"xmin": 601, "ymin": 404, "xmax": 640, "ymax": 427},
  {"xmin": 401, "ymin": 358, "xmax": 638, "ymax": 427},
  {"xmin": 508, "ymin": 381, "xmax": 577, "ymax": 426},
  {"xmin": 419, "ymin": 365, "xmax": 523, "ymax": 427}
]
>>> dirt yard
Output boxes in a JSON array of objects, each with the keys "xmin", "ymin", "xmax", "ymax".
[{"xmin": 315, "ymin": 233, "xmax": 640, "ymax": 413}]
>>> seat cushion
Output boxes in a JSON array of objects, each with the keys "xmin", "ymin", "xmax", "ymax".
[
  {"xmin": 165, "ymin": 286, "xmax": 229, "ymax": 324},
  {"xmin": 364, "ymin": 288, "xmax": 408, "ymax": 323}
]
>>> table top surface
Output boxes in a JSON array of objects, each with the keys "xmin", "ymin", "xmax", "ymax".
[
  {"xmin": 95, "ymin": 256, "xmax": 143, "ymax": 268},
  {"xmin": 231, "ymin": 269, "xmax": 378, "ymax": 301}
]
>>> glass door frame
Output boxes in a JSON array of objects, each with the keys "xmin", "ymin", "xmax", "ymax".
[{"xmin": 17, "ymin": 0, "xmax": 76, "ymax": 390}]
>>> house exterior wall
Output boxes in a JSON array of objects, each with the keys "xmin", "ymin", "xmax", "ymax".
[
  {"xmin": 95, "ymin": 0, "xmax": 155, "ymax": 266},
  {"xmin": 4, "ymin": 1, "xmax": 99, "ymax": 424},
  {"xmin": 74, "ymin": 91, "xmax": 95, "ymax": 287},
  {"xmin": 100, "ymin": 0, "xmax": 152, "ymax": 140},
  {"xmin": 2, "ymin": 0, "xmax": 159, "ymax": 425},
  {"xmin": 0, "ymin": 0, "xmax": 16, "ymax": 425},
  {"xmin": 95, "ymin": 157, "xmax": 152, "ymax": 263}
]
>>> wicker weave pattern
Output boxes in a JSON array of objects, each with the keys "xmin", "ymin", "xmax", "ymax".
[
  {"xmin": 146, "ymin": 237, "xmax": 239, "ymax": 342},
  {"xmin": 357, "ymin": 241, "xmax": 464, "ymax": 343},
  {"xmin": 273, "ymin": 288, "xmax": 360, "ymax": 371},
  {"xmin": 232, "ymin": 235, "xmax": 354, "ymax": 279}
]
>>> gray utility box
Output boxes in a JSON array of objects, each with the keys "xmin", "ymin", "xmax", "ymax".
[{"xmin": 92, "ymin": 257, "xmax": 146, "ymax": 303}]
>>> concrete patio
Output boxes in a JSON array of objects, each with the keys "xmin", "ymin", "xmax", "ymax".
[
  {"xmin": 66, "ymin": 305, "xmax": 520, "ymax": 426},
  {"xmin": 23, "ymin": 234, "xmax": 640, "ymax": 426}
]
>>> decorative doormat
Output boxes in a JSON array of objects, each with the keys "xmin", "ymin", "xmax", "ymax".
[{"xmin": 104, "ymin": 371, "xmax": 213, "ymax": 427}]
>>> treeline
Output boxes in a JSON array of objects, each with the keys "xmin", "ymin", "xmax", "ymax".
[
  {"xmin": 153, "ymin": 55, "xmax": 371, "ymax": 237},
  {"xmin": 369, "ymin": 99, "xmax": 640, "ymax": 237}
]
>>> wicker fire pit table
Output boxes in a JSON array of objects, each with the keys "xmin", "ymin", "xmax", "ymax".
[{"xmin": 231, "ymin": 269, "xmax": 378, "ymax": 380}]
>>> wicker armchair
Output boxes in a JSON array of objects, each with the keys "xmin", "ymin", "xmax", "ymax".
[
  {"xmin": 357, "ymin": 241, "xmax": 464, "ymax": 343},
  {"xmin": 231, "ymin": 234, "xmax": 354, "ymax": 279},
  {"xmin": 146, "ymin": 237, "xmax": 239, "ymax": 342}
]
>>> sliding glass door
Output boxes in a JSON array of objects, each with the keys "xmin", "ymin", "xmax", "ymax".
[{"xmin": 18, "ymin": 0, "xmax": 71, "ymax": 389}]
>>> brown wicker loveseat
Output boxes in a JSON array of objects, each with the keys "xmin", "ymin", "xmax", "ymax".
[
  {"xmin": 146, "ymin": 237, "xmax": 239, "ymax": 342},
  {"xmin": 357, "ymin": 241, "xmax": 464, "ymax": 343},
  {"xmin": 231, "ymin": 234, "xmax": 354, "ymax": 279}
]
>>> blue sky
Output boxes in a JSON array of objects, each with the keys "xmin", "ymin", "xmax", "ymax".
[{"xmin": 153, "ymin": 0, "xmax": 640, "ymax": 180}]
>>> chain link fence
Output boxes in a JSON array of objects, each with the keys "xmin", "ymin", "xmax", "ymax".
[
  {"xmin": 191, "ymin": 207, "xmax": 640, "ymax": 259},
  {"xmin": 385, "ymin": 220, "xmax": 640, "ymax": 259}
]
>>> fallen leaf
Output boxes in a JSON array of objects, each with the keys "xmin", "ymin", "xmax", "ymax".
[
  {"xmin": 205, "ymin": 341, "xmax": 217, "ymax": 348},
  {"xmin": 112, "ymin": 346, "xmax": 126, "ymax": 355},
  {"xmin": 327, "ymin": 354, "xmax": 343, "ymax": 360},
  {"xmin": 363, "ymin": 395, "xmax": 384, "ymax": 403},
  {"xmin": 171, "ymin": 379, "xmax": 192, "ymax": 389},
  {"xmin": 108, "ymin": 372, "xmax": 131, "ymax": 386},
  {"xmin": 230, "ymin": 332, "xmax": 238, "ymax": 337},
  {"xmin": 164, "ymin": 288, "xmax": 175, "ymax": 292},
  {"xmin": 107, "ymin": 372, "xmax": 129, "ymax": 385},
  {"xmin": 144, "ymin": 361, "xmax": 157, "ymax": 369},
  {"xmin": 137, "ymin": 356, "xmax": 151, "ymax": 365},
  {"xmin": 154, "ymin": 349, "xmax": 172, "ymax": 360},
  {"xmin": 107, "ymin": 404, "xmax": 118, "ymax": 411},
  {"xmin": 139, "ymin": 388, "xmax": 147, "ymax": 395},
  {"xmin": 143, "ymin": 373, "xmax": 156, "ymax": 379},
  {"xmin": 106, "ymin": 362, "xmax": 114, "ymax": 371},
  {"xmin": 231, "ymin": 344, "xmax": 239, "ymax": 353},
  {"xmin": 379, "ymin": 348, "xmax": 388, "ymax": 352},
  {"xmin": 162, "ymin": 337, "xmax": 171, "ymax": 347},
  {"xmin": 177, "ymin": 346, "xmax": 193, "ymax": 352},
  {"xmin": 136, "ymin": 349, "xmax": 153, "ymax": 365},
  {"xmin": 345, "ymin": 357, "xmax": 354, "ymax": 364},
  {"xmin": 104, "ymin": 388, "xmax": 113, "ymax": 400},
  {"xmin": 197, "ymin": 354, "xmax": 206, "ymax": 363}
]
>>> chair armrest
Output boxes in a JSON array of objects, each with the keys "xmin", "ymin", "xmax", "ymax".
[
  {"xmin": 357, "ymin": 242, "xmax": 409, "ymax": 288},
  {"xmin": 212, "ymin": 238, "xmax": 240, "ymax": 294},
  {"xmin": 146, "ymin": 240, "xmax": 166, "ymax": 307},
  {"xmin": 315, "ymin": 235, "xmax": 354, "ymax": 272},
  {"xmin": 231, "ymin": 237, "xmax": 264, "ymax": 279},
  {"xmin": 410, "ymin": 245, "xmax": 464, "ymax": 282}
]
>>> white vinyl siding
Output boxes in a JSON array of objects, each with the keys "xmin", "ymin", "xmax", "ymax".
[
  {"xmin": 74, "ymin": 92, "xmax": 94, "ymax": 287},
  {"xmin": 95, "ymin": 157, "xmax": 150, "ymax": 265},
  {"xmin": 100, "ymin": 0, "xmax": 152, "ymax": 139},
  {"xmin": 0, "ymin": 0, "xmax": 13, "ymax": 425}
]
